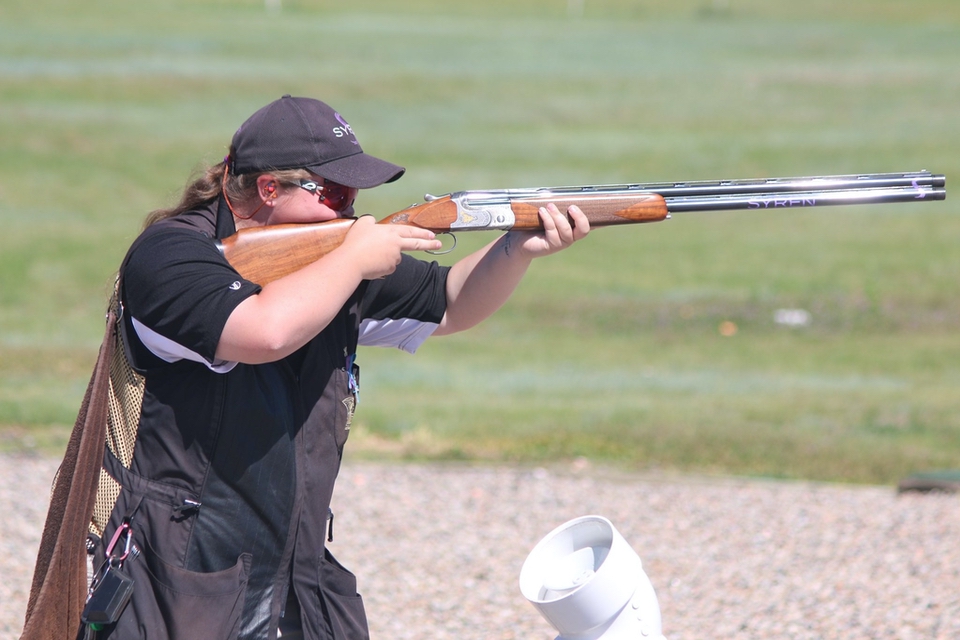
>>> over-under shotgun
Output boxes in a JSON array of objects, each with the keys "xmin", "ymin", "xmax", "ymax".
[{"xmin": 218, "ymin": 170, "xmax": 946, "ymax": 285}]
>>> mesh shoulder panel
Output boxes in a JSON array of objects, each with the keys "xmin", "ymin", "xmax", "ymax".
[{"xmin": 89, "ymin": 290, "xmax": 145, "ymax": 538}]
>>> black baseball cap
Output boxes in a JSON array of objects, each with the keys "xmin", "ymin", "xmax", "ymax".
[{"xmin": 228, "ymin": 95, "xmax": 405, "ymax": 189}]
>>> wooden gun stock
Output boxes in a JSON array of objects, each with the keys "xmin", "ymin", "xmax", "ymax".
[
  {"xmin": 218, "ymin": 192, "xmax": 668, "ymax": 285},
  {"xmin": 217, "ymin": 218, "xmax": 356, "ymax": 287}
]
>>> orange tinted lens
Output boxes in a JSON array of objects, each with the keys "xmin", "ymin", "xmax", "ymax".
[{"xmin": 320, "ymin": 182, "xmax": 356, "ymax": 211}]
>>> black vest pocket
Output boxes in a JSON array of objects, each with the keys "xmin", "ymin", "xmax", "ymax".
[
  {"xmin": 306, "ymin": 548, "xmax": 369, "ymax": 640},
  {"xmin": 108, "ymin": 537, "xmax": 252, "ymax": 639}
]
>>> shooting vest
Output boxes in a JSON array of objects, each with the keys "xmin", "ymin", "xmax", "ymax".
[{"xmin": 22, "ymin": 286, "xmax": 143, "ymax": 639}]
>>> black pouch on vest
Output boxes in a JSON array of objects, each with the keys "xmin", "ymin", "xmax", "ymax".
[{"xmin": 81, "ymin": 564, "xmax": 134, "ymax": 625}]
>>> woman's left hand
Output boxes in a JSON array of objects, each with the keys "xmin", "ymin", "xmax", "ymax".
[{"xmin": 513, "ymin": 203, "xmax": 591, "ymax": 259}]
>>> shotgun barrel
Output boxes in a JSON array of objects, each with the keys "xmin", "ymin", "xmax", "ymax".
[{"xmin": 447, "ymin": 171, "xmax": 945, "ymax": 217}]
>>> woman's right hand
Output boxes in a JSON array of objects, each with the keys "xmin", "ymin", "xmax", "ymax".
[{"xmin": 338, "ymin": 215, "xmax": 443, "ymax": 280}]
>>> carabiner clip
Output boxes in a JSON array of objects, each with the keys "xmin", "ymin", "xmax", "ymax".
[{"xmin": 105, "ymin": 521, "xmax": 133, "ymax": 565}]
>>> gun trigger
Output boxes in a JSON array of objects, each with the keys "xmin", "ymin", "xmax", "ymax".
[{"xmin": 426, "ymin": 232, "xmax": 457, "ymax": 256}]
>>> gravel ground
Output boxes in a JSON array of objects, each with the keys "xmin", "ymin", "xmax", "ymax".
[{"xmin": 3, "ymin": 454, "xmax": 958, "ymax": 639}]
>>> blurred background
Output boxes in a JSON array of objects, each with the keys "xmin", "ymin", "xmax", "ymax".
[{"xmin": 1, "ymin": 0, "xmax": 957, "ymax": 484}]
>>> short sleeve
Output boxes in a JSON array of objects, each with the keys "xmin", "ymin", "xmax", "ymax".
[{"xmin": 121, "ymin": 226, "xmax": 262, "ymax": 365}]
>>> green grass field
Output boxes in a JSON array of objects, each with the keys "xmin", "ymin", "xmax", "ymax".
[{"xmin": 1, "ymin": 0, "xmax": 958, "ymax": 483}]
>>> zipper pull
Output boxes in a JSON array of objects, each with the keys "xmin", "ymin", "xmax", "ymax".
[{"xmin": 173, "ymin": 499, "xmax": 201, "ymax": 515}]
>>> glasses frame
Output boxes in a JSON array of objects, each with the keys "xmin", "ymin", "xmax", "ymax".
[{"xmin": 295, "ymin": 178, "xmax": 357, "ymax": 213}]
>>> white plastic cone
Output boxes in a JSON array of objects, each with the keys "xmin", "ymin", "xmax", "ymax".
[{"xmin": 519, "ymin": 516, "xmax": 666, "ymax": 640}]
